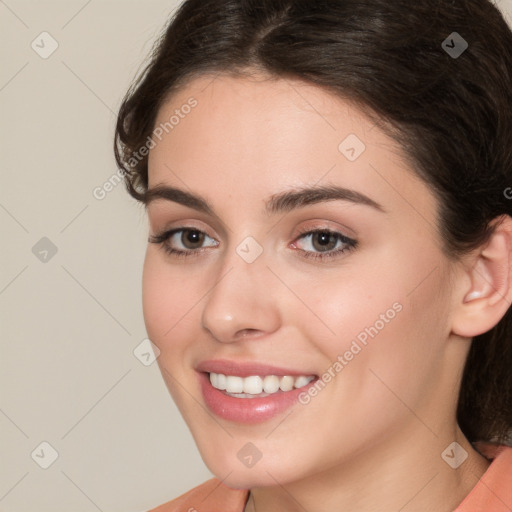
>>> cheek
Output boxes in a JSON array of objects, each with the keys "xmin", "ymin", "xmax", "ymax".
[
  {"xmin": 288, "ymin": 248, "xmax": 450, "ymax": 401},
  {"xmin": 280, "ymin": 256, "xmax": 407, "ymax": 355},
  {"xmin": 142, "ymin": 249, "xmax": 199, "ymax": 351},
  {"xmin": 141, "ymin": 250, "xmax": 204, "ymax": 414}
]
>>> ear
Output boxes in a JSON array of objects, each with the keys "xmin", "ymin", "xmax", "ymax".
[{"xmin": 451, "ymin": 214, "xmax": 512, "ymax": 338}]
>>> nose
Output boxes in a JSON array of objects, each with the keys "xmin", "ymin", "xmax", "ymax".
[{"xmin": 201, "ymin": 249, "xmax": 281, "ymax": 343}]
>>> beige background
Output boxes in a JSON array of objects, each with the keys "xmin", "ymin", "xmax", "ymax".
[{"xmin": 1, "ymin": 1, "xmax": 511, "ymax": 511}]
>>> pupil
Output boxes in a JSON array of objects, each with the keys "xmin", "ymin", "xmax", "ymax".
[{"xmin": 318, "ymin": 232, "xmax": 330, "ymax": 245}]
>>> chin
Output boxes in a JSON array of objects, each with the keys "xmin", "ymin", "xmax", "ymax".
[
  {"xmin": 207, "ymin": 464, "xmax": 277, "ymax": 490},
  {"xmin": 199, "ymin": 445, "xmax": 304, "ymax": 489}
]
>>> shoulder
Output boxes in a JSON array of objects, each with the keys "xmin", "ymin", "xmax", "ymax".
[
  {"xmin": 455, "ymin": 443, "xmax": 512, "ymax": 512},
  {"xmin": 146, "ymin": 478, "xmax": 249, "ymax": 512}
]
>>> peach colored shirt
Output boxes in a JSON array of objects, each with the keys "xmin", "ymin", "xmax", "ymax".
[{"xmin": 147, "ymin": 444, "xmax": 512, "ymax": 512}]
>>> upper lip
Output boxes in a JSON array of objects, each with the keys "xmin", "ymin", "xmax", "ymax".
[{"xmin": 196, "ymin": 359, "xmax": 317, "ymax": 378}]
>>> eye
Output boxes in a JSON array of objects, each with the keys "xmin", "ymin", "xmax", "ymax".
[
  {"xmin": 291, "ymin": 229, "xmax": 358, "ymax": 261},
  {"xmin": 148, "ymin": 228, "xmax": 218, "ymax": 258},
  {"xmin": 149, "ymin": 226, "xmax": 358, "ymax": 262}
]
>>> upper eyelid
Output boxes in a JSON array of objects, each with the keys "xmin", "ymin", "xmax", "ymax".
[{"xmin": 146, "ymin": 193, "xmax": 375, "ymax": 239}]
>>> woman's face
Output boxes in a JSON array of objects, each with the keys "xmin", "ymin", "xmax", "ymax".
[{"xmin": 143, "ymin": 72, "xmax": 465, "ymax": 488}]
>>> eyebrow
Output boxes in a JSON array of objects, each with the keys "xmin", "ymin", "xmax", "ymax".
[{"xmin": 142, "ymin": 183, "xmax": 386, "ymax": 215}]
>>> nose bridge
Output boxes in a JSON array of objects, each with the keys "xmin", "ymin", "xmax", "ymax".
[{"xmin": 200, "ymin": 238, "xmax": 281, "ymax": 342}]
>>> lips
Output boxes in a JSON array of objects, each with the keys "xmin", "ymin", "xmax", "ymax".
[{"xmin": 196, "ymin": 359, "xmax": 318, "ymax": 423}]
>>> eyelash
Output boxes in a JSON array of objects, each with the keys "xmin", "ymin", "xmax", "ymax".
[{"xmin": 148, "ymin": 227, "xmax": 358, "ymax": 261}]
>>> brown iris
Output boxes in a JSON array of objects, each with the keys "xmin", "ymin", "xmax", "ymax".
[
  {"xmin": 310, "ymin": 231, "xmax": 338, "ymax": 252},
  {"xmin": 181, "ymin": 229, "xmax": 205, "ymax": 249}
]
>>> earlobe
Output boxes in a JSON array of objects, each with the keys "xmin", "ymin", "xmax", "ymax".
[{"xmin": 452, "ymin": 215, "xmax": 512, "ymax": 338}]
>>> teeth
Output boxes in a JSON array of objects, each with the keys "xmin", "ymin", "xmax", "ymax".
[
  {"xmin": 243, "ymin": 376, "xmax": 263, "ymax": 394},
  {"xmin": 263, "ymin": 375, "xmax": 280, "ymax": 393},
  {"xmin": 294, "ymin": 376, "xmax": 312, "ymax": 388},
  {"xmin": 225, "ymin": 375, "xmax": 243, "ymax": 393},
  {"xmin": 217, "ymin": 373, "xmax": 227, "ymax": 390},
  {"xmin": 280, "ymin": 375, "xmax": 295, "ymax": 392},
  {"xmin": 209, "ymin": 372, "xmax": 314, "ymax": 396}
]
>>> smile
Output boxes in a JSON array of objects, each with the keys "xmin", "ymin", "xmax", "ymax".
[{"xmin": 196, "ymin": 361, "xmax": 319, "ymax": 423}]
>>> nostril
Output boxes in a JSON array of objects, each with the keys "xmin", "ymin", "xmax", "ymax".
[{"xmin": 235, "ymin": 328, "xmax": 262, "ymax": 339}]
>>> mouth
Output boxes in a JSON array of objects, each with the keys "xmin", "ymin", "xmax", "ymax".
[{"xmin": 196, "ymin": 360, "xmax": 319, "ymax": 423}]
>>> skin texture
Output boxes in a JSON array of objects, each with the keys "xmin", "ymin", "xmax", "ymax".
[{"xmin": 143, "ymin": 72, "xmax": 512, "ymax": 512}]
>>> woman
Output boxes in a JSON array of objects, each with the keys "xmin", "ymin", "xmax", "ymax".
[{"xmin": 114, "ymin": 0, "xmax": 512, "ymax": 510}]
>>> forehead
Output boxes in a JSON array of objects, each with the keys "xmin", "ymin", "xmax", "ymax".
[
  {"xmin": 149, "ymin": 73, "xmax": 384, "ymax": 178},
  {"xmin": 150, "ymin": 72, "xmax": 373, "ymax": 158},
  {"xmin": 147, "ymin": 72, "xmax": 437, "ymax": 228}
]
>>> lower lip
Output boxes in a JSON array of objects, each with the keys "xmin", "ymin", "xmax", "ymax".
[{"xmin": 199, "ymin": 372, "xmax": 315, "ymax": 424}]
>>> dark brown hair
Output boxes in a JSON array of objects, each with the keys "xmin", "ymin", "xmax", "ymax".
[{"xmin": 114, "ymin": 0, "xmax": 512, "ymax": 445}]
